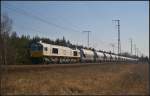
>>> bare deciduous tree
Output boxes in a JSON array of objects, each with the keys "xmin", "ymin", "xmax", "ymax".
[{"xmin": 0, "ymin": 13, "xmax": 12, "ymax": 65}]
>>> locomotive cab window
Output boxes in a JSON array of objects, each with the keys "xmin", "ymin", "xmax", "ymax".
[
  {"xmin": 73, "ymin": 51, "xmax": 78, "ymax": 56},
  {"xmin": 31, "ymin": 43, "xmax": 42, "ymax": 51},
  {"xmin": 52, "ymin": 48, "xmax": 58, "ymax": 54},
  {"xmin": 44, "ymin": 47, "xmax": 48, "ymax": 51}
]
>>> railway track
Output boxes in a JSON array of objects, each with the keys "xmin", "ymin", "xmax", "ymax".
[{"xmin": 0, "ymin": 61, "xmax": 142, "ymax": 71}]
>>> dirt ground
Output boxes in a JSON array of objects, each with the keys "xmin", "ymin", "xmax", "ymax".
[{"xmin": 0, "ymin": 63, "xmax": 149, "ymax": 95}]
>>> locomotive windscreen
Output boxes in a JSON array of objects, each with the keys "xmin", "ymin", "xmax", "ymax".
[{"xmin": 31, "ymin": 43, "xmax": 43, "ymax": 51}]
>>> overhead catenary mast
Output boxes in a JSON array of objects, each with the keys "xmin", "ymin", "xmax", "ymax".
[
  {"xmin": 136, "ymin": 48, "xmax": 139, "ymax": 57},
  {"xmin": 134, "ymin": 44, "xmax": 136, "ymax": 56},
  {"xmin": 112, "ymin": 19, "xmax": 121, "ymax": 55},
  {"xmin": 110, "ymin": 43, "xmax": 115, "ymax": 53},
  {"xmin": 130, "ymin": 38, "xmax": 133, "ymax": 55},
  {"xmin": 83, "ymin": 31, "xmax": 91, "ymax": 48}
]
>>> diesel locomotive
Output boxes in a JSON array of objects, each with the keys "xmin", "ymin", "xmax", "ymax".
[{"xmin": 30, "ymin": 41, "xmax": 138, "ymax": 64}]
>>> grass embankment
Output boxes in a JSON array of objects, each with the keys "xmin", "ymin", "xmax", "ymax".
[{"xmin": 1, "ymin": 63, "xmax": 149, "ymax": 95}]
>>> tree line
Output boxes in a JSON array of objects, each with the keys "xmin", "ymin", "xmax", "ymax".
[{"xmin": 0, "ymin": 14, "xmax": 149, "ymax": 65}]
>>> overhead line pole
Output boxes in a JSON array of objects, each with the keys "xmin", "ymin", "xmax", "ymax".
[
  {"xmin": 130, "ymin": 38, "xmax": 133, "ymax": 55},
  {"xmin": 134, "ymin": 44, "xmax": 136, "ymax": 56},
  {"xmin": 136, "ymin": 48, "xmax": 139, "ymax": 57},
  {"xmin": 83, "ymin": 31, "xmax": 91, "ymax": 48},
  {"xmin": 112, "ymin": 19, "xmax": 121, "ymax": 55},
  {"xmin": 110, "ymin": 43, "xmax": 115, "ymax": 53}
]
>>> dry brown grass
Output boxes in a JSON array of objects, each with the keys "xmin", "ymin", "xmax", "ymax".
[{"xmin": 1, "ymin": 63, "xmax": 149, "ymax": 95}]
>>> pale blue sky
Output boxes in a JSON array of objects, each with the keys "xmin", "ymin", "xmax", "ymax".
[{"xmin": 1, "ymin": 1, "xmax": 149, "ymax": 57}]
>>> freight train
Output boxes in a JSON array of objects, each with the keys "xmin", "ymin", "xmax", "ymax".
[{"xmin": 30, "ymin": 41, "xmax": 138, "ymax": 64}]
